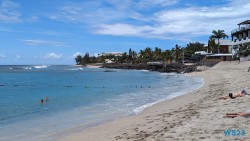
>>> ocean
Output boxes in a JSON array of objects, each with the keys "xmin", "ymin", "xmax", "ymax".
[{"xmin": 0, "ymin": 65, "xmax": 203, "ymax": 141}]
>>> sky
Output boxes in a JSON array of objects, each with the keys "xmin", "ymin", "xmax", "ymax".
[{"xmin": 0, "ymin": 0, "xmax": 249, "ymax": 65}]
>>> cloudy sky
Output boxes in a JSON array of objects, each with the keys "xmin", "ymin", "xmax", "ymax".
[{"xmin": 0, "ymin": 0, "xmax": 249, "ymax": 64}]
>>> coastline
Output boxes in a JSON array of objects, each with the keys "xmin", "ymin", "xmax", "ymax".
[{"xmin": 58, "ymin": 61, "xmax": 250, "ymax": 141}]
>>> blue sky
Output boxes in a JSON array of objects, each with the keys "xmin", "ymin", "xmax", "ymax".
[{"xmin": 0, "ymin": 0, "xmax": 249, "ymax": 65}]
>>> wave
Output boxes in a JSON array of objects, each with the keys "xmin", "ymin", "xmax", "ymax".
[
  {"xmin": 9, "ymin": 67, "xmax": 31, "ymax": 70},
  {"xmin": 67, "ymin": 68, "xmax": 84, "ymax": 71},
  {"xmin": 133, "ymin": 77, "xmax": 204, "ymax": 114},
  {"xmin": 33, "ymin": 65, "xmax": 48, "ymax": 69},
  {"xmin": 23, "ymin": 67, "xmax": 32, "ymax": 70},
  {"xmin": 8, "ymin": 65, "xmax": 48, "ymax": 70}
]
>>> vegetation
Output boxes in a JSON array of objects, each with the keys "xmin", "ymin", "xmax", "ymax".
[
  {"xmin": 209, "ymin": 30, "xmax": 228, "ymax": 53},
  {"xmin": 207, "ymin": 37, "xmax": 218, "ymax": 53},
  {"xmin": 239, "ymin": 42, "xmax": 250, "ymax": 57},
  {"xmin": 74, "ymin": 26, "xmax": 250, "ymax": 65},
  {"xmin": 75, "ymin": 42, "xmax": 206, "ymax": 65}
]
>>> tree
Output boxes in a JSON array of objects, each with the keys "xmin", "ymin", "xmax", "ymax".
[
  {"xmin": 75, "ymin": 55, "xmax": 82, "ymax": 65},
  {"xmin": 162, "ymin": 49, "xmax": 172, "ymax": 63},
  {"xmin": 208, "ymin": 38, "xmax": 218, "ymax": 53},
  {"xmin": 144, "ymin": 47, "xmax": 153, "ymax": 60},
  {"xmin": 82, "ymin": 53, "xmax": 90, "ymax": 65},
  {"xmin": 117, "ymin": 52, "xmax": 127, "ymax": 63},
  {"xmin": 153, "ymin": 47, "xmax": 162, "ymax": 61},
  {"xmin": 139, "ymin": 50, "xmax": 144, "ymax": 59},
  {"xmin": 239, "ymin": 42, "xmax": 250, "ymax": 57},
  {"xmin": 185, "ymin": 42, "xmax": 205, "ymax": 59},
  {"xmin": 172, "ymin": 44, "xmax": 182, "ymax": 62},
  {"xmin": 132, "ymin": 51, "xmax": 137, "ymax": 59},
  {"xmin": 210, "ymin": 30, "xmax": 228, "ymax": 53}
]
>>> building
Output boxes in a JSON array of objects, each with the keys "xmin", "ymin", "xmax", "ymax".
[
  {"xmin": 214, "ymin": 40, "xmax": 234, "ymax": 54},
  {"xmin": 204, "ymin": 54, "xmax": 233, "ymax": 61},
  {"xmin": 99, "ymin": 52, "xmax": 124, "ymax": 57},
  {"xmin": 203, "ymin": 54, "xmax": 233, "ymax": 66},
  {"xmin": 231, "ymin": 20, "xmax": 250, "ymax": 59},
  {"xmin": 202, "ymin": 20, "xmax": 250, "ymax": 65},
  {"xmin": 231, "ymin": 20, "xmax": 250, "ymax": 47},
  {"xmin": 206, "ymin": 20, "xmax": 250, "ymax": 55}
]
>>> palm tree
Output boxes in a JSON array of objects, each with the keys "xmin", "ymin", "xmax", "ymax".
[
  {"xmin": 210, "ymin": 30, "xmax": 228, "ymax": 53},
  {"xmin": 208, "ymin": 38, "xmax": 218, "ymax": 53},
  {"xmin": 144, "ymin": 47, "xmax": 153, "ymax": 60},
  {"xmin": 153, "ymin": 47, "xmax": 162, "ymax": 61},
  {"xmin": 139, "ymin": 50, "xmax": 144, "ymax": 58},
  {"xmin": 132, "ymin": 51, "xmax": 137, "ymax": 59},
  {"xmin": 171, "ymin": 44, "xmax": 182, "ymax": 62},
  {"xmin": 162, "ymin": 49, "xmax": 172, "ymax": 63}
]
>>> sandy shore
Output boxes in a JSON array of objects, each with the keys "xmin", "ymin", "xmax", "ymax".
[{"xmin": 58, "ymin": 61, "xmax": 250, "ymax": 141}]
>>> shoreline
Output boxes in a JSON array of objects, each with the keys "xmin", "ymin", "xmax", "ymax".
[
  {"xmin": 58, "ymin": 61, "xmax": 250, "ymax": 141},
  {"xmin": 54, "ymin": 70, "xmax": 203, "ymax": 140}
]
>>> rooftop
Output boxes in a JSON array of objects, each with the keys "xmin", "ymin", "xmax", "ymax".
[
  {"xmin": 231, "ymin": 20, "xmax": 250, "ymax": 35},
  {"xmin": 238, "ymin": 20, "xmax": 250, "ymax": 25},
  {"xmin": 214, "ymin": 40, "xmax": 233, "ymax": 45},
  {"xmin": 206, "ymin": 53, "xmax": 232, "ymax": 57}
]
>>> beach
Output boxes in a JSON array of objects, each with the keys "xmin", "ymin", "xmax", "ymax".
[{"xmin": 58, "ymin": 61, "xmax": 250, "ymax": 141}]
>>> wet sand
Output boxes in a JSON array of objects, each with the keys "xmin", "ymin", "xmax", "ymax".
[{"xmin": 58, "ymin": 61, "xmax": 250, "ymax": 141}]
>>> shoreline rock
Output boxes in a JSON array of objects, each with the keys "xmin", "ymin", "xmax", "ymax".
[{"xmin": 101, "ymin": 63, "xmax": 199, "ymax": 73}]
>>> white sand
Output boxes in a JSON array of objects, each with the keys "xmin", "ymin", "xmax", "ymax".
[
  {"xmin": 58, "ymin": 61, "xmax": 250, "ymax": 141},
  {"xmin": 86, "ymin": 65, "xmax": 101, "ymax": 68}
]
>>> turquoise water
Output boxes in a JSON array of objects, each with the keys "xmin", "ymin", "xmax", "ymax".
[{"xmin": 0, "ymin": 65, "xmax": 203, "ymax": 141}]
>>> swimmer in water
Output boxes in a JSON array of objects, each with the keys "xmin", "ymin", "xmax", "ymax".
[
  {"xmin": 45, "ymin": 96, "xmax": 49, "ymax": 101},
  {"xmin": 40, "ymin": 99, "xmax": 44, "ymax": 104}
]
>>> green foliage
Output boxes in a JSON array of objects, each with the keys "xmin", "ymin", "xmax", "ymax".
[
  {"xmin": 171, "ymin": 44, "xmax": 182, "ymax": 62},
  {"xmin": 153, "ymin": 47, "xmax": 162, "ymax": 61},
  {"xmin": 209, "ymin": 30, "xmax": 228, "ymax": 53},
  {"xmin": 239, "ymin": 42, "xmax": 250, "ymax": 57},
  {"xmin": 207, "ymin": 38, "xmax": 218, "ymax": 53},
  {"xmin": 75, "ymin": 42, "xmax": 207, "ymax": 65},
  {"xmin": 75, "ymin": 55, "xmax": 82, "ymax": 65},
  {"xmin": 185, "ymin": 42, "xmax": 205, "ymax": 59}
]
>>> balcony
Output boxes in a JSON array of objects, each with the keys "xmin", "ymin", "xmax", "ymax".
[
  {"xmin": 231, "ymin": 25, "xmax": 250, "ymax": 35},
  {"xmin": 233, "ymin": 37, "xmax": 250, "ymax": 45}
]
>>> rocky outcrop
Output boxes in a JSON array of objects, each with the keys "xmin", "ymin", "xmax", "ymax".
[{"xmin": 101, "ymin": 63, "xmax": 199, "ymax": 73}]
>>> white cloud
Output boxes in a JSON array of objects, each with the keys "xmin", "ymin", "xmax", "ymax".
[
  {"xmin": 95, "ymin": 24, "xmax": 153, "ymax": 36},
  {"xmin": 44, "ymin": 53, "xmax": 62, "ymax": 59},
  {"xmin": 93, "ymin": 0, "xmax": 250, "ymax": 40},
  {"xmin": 50, "ymin": 0, "xmax": 250, "ymax": 40},
  {"xmin": 71, "ymin": 52, "xmax": 83, "ymax": 58},
  {"xmin": 22, "ymin": 39, "xmax": 67, "ymax": 47},
  {"xmin": 49, "ymin": 1, "xmax": 130, "ymax": 24},
  {"xmin": 0, "ymin": 0, "xmax": 38, "ymax": 23},
  {"xmin": 137, "ymin": 0, "xmax": 179, "ymax": 7},
  {"xmin": 0, "ymin": 0, "xmax": 21, "ymax": 23}
]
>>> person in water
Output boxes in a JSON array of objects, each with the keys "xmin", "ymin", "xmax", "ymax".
[
  {"xmin": 40, "ymin": 99, "xmax": 44, "ymax": 104},
  {"xmin": 219, "ymin": 90, "xmax": 248, "ymax": 100},
  {"xmin": 45, "ymin": 96, "xmax": 49, "ymax": 101}
]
